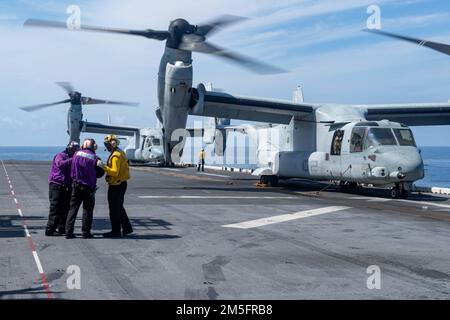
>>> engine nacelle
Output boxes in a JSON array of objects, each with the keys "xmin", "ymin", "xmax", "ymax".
[
  {"xmin": 164, "ymin": 61, "xmax": 193, "ymax": 110},
  {"xmin": 162, "ymin": 61, "xmax": 193, "ymax": 163}
]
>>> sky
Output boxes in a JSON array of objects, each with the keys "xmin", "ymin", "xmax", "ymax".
[{"xmin": 0, "ymin": 0, "xmax": 449, "ymax": 147}]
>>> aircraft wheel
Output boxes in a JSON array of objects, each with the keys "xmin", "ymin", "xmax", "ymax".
[
  {"xmin": 260, "ymin": 176, "xmax": 269, "ymax": 185},
  {"xmin": 268, "ymin": 176, "xmax": 279, "ymax": 187},
  {"xmin": 348, "ymin": 182, "xmax": 358, "ymax": 190},
  {"xmin": 400, "ymin": 189, "xmax": 409, "ymax": 199},
  {"xmin": 391, "ymin": 187, "xmax": 401, "ymax": 199},
  {"xmin": 339, "ymin": 181, "xmax": 349, "ymax": 191}
]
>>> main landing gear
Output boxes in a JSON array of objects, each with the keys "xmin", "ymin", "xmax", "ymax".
[
  {"xmin": 259, "ymin": 175, "xmax": 279, "ymax": 187},
  {"xmin": 339, "ymin": 181, "xmax": 359, "ymax": 192},
  {"xmin": 391, "ymin": 183, "xmax": 409, "ymax": 199}
]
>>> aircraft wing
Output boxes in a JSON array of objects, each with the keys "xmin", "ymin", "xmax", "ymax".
[
  {"xmin": 363, "ymin": 103, "xmax": 450, "ymax": 126},
  {"xmin": 189, "ymin": 84, "xmax": 316, "ymax": 124},
  {"xmin": 82, "ymin": 121, "xmax": 140, "ymax": 136}
]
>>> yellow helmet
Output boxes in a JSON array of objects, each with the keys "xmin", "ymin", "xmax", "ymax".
[{"xmin": 104, "ymin": 134, "xmax": 120, "ymax": 148}]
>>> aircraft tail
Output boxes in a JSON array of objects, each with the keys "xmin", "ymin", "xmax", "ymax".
[{"xmin": 204, "ymin": 117, "xmax": 229, "ymax": 156}]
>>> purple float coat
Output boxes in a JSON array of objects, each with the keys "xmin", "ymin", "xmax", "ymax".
[
  {"xmin": 48, "ymin": 151, "xmax": 72, "ymax": 187},
  {"xmin": 70, "ymin": 149, "xmax": 99, "ymax": 190}
]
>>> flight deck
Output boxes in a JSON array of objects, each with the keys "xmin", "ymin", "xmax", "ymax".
[{"xmin": 1, "ymin": 160, "xmax": 449, "ymax": 299}]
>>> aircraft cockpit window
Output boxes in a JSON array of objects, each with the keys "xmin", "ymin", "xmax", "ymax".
[
  {"xmin": 152, "ymin": 139, "xmax": 161, "ymax": 146},
  {"xmin": 393, "ymin": 129, "xmax": 416, "ymax": 147},
  {"xmin": 331, "ymin": 130, "xmax": 344, "ymax": 155},
  {"xmin": 144, "ymin": 138, "xmax": 152, "ymax": 148},
  {"xmin": 364, "ymin": 128, "xmax": 397, "ymax": 149},
  {"xmin": 350, "ymin": 127, "xmax": 367, "ymax": 153}
]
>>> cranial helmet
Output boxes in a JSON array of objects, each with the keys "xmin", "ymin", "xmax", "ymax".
[
  {"xmin": 104, "ymin": 134, "xmax": 120, "ymax": 149},
  {"xmin": 82, "ymin": 139, "xmax": 98, "ymax": 151},
  {"xmin": 66, "ymin": 141, "xmax": 80, "ymax": 156}
]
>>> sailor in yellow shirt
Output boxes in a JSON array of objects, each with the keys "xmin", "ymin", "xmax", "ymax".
[
  {"xmin": 98, "ymin": 134, "xmax": 133, "ymax": 238},
  {"xmin": 198, "ymin": 148, "xmax": 206, "ymax": 172}
]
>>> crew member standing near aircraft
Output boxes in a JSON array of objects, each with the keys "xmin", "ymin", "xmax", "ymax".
[
  {"xmin": 46, "ymin": 141, "xmax": 80, "ymax": 236},
  {"xmin": 98, "ymin": 135, "xmax": 133, "ymax": 238},
  {"xmin": 198, "ymin": 148, "xmax": 206, "ymax": 172},
  {"xmin": 65, "ymin": 139, "xmax": 103, "ymax": 239}
]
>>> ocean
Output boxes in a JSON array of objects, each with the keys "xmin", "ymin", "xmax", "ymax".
[{"xmin": 0, "ymin": 146, "xmax": 449, "ymax": 188}]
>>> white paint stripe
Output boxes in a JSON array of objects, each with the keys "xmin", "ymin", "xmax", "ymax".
[
  {"xmin": 367, "ymin": 198, "xmax": 391, "ymax": 202},
  {"xmin": 32, "ymin": 251, "xmax": 44, "ymax": 274},
  {"xmin": 398, "ymin": 199, "xmax": 450, "ymax": 209},
  {"xmin": 139, "ymin": 195, "xmax": 298, "ymax": 199},
  {"xmin": 199, "ymin": 172, "xmax": 230, "ymax": 178},
  {"xmin": 11, "ymin": 190, "xmax": 15, "ymax": 196},
  {"xmin": 223, "ymin": 206, "xmax": 351, "ymax": 229},
  {"xmin": 162, "ymin": 168, "xmax": 181, "ymax": 172},
  {"xmin": 1, "ymin": 160, "xmax": 50, "ymax": 295}
]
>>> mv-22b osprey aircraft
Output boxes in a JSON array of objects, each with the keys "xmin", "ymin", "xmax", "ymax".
[
  {"xmin": 19, "ymin": 82, "xmax": 167, "ymax": 164},
  {"xmin": 24, "ymin": 17, "xmax": 450, "ymax": 198}
]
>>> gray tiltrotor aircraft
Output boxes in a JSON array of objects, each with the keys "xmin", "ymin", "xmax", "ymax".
[
  {"xmin": 24, "ymin": 18, "xmax": 450, "ymax": 197},
  {"xmin": 19, "ymin": 82, "xmax": 138, "ymax": 144},
  {"xmin": 24, "ymin": 16, "xmax": 284, "ymax": 165}
]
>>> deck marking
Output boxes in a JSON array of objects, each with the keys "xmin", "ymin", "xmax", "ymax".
[
  {"xmin": 139, "ymin": 195, "xmax": 298, "ymax": 199},
  {"xmin": 223, "ymin": 206, "xmax": 351, "ymax": 229},
  {"xmin": 367, "ymin": 198, "xmax": 391, "ymax": 202},
  {"xmin": 199, "ymin": 172, "xmax": 230, "ymax": 178},
  {"xmin": 397, "ymin": 199, "xmax": 450, "ymax": 210},
  {"xmin": 1, "ymin": 160, "xmax": 53, "ymax": 299},
  {"xmin": 32, "ymin": 251, "xmax": 44, "ymax": 274}
]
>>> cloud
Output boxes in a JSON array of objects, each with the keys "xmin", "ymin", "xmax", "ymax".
[{"xmin": 0, "ymin": 116, "xmax": 25, "ymax": 128}]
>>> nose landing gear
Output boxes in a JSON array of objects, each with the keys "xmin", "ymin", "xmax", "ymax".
[{"xmin": 391, "ymin": 183, "xmax": 409, "ymax": 199}]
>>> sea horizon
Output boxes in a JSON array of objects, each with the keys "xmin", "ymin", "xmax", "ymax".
[{"xmin": 1, "ymin": 146, "xmax": 449, "ymax": 188}]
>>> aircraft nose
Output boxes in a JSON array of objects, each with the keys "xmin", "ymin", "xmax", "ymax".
[
  {"xmin": 390, "ymin": 149, "xmax": 424, "ymax": 181},
  {"xmin": 154, "ymin": 149, "xmax": 164, "ymax": 158}
]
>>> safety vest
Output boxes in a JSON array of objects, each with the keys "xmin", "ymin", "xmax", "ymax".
[
  {"xmin": 104, "ymin": 149, "xmax": 130, "ymax": 186},
  {"xmin": 199, "ymin": 151, "xmax": 206, "ymax": 161}
]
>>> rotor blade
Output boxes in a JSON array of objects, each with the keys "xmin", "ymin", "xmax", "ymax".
[
  {"xmin": 179, "ymin": 39, "xmax": 286, "ymax": 75},
  {"xmin": 364, "ymin": 29, "xmax": 450, "ymax": 56},
  {"xmin": 19, "ymin": 99, "xmax": 71, "ymax": 112},
  {"xmin": 82, "ymin": 97, "xmax": 139, "ymax": 106},
  {"xmin": 24, "ymin": 19, "xmax": 170, "ymax": 41},
  {"xmin": 196, "ymin": 15, "xmax": 248, "ymax": 37},
  {"xmin": 56, "ymin": 82, "xmax": 75, "ymax": 94}
]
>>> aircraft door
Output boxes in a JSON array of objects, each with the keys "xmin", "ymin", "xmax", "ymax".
[
  {"xmin": 142, "ymin": 136, "xmax": 153, "ymax": 159},
  {"xmin": 329, "ymin": 129, "xmax": 344, "ymax": 178},
  {"xmin": 349, "ymin": 127, "xmax": 369, "ymax": 180}
]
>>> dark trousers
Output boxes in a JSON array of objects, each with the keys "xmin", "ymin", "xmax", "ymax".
[
  {"xmin": 65, "ymin": 183, "xmax": 95, "ymax": 236},
  {"xmin": 198, "ymin": 160, "xmax": 205, "ymax": 172},
  {"xmin": 47, "ymin": 183, "xmax": 71, "ymax": 233},
  {"xmin": 108, "ymin": 182, "xmax": 132, "ymax": 234}
]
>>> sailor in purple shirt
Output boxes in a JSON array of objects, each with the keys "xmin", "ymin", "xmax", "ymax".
[
  {"xmin": 46, "ymin": 141, "xmax": 80, "ymax": 237},
  {"xmin": 65, "ymin": 138, "xmax": 104, "ymax": 239}
]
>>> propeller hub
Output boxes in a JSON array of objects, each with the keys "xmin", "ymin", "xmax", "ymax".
[
  {"xmin": 167, "ymin": 19, "xmax": 196, "ymax": 49},
  {"xmin": 69, "ymin": 92, "xmax": 82, "ymax": 105}
]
